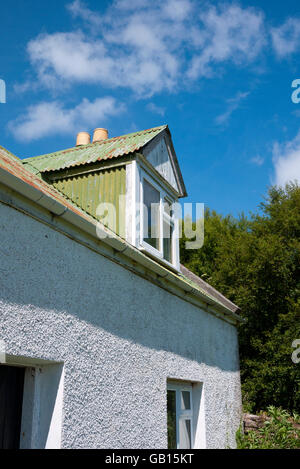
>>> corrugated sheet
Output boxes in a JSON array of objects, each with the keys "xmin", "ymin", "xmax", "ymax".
[
  {"xmin": 180, "ymin": 265, "xmax": 240, "ymax": 314},
  {"xmin": 0, "ymin": 146, "xmax": 94, "ymax": 222},
  {"xmin": 53, "ymin": 166, "xmax": 126, "ymax": 237},
  {"xmin": 0, "ymin": 145, "xmax": 240, "ymax": 316},
  {"xmin": 23, "ymin": 125, "xmax": 167, "ymax": 174}
]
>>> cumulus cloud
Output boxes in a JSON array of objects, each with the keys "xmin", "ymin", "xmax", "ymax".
[
  {"xmin": 271, "ymin": 18, "xmax": 300, "ymax": 57},
  {"xmin": 8, "ymin": 97, "xmax": 123, "ymax": 142},
  {"xmin": 14, "ymin": 1, "xmax": 300, "ymax": 142},
  {"xmin": 24, "ymin": 1, "xmax": 266, "ymax": 97},
  {"xmin": 187, "ymin": 5, "xmax": 266, "ymax": 79},
  {"xmin": 273, "ymin": 131, "xmax": 300, "ymax": 186},
  {"xmin": 215, "ymin": 91, "xmax": 250, "ymax": 125}
]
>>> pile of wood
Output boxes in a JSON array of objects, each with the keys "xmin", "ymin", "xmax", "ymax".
[
  {"xmin": 243, "ymin": 413, "xmax": 300, "ymax": 434},
  {"xmin": 243, "ymin": 414, "xmax": 267, "ymax": 433}
]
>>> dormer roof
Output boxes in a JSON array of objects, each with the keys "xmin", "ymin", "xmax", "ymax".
[{"xmin": 22, "ymin": 125, "xmax": 187, "ymax": 198}]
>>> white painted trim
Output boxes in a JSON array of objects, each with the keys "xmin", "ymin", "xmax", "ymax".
[
  {"xmin": 193, "ymin": 383, "xmax": 206, "ymax": 450},
  {"xmin": 167, "ymin": 382, "xmax": 193, "ymax": 449},
  {"xmin": 45, "ymin": 366, "xmax": 64, "ymax": 449},
  {"xmin": 167, "ymin": 380, "xmax": 206, "ymax": 450},
  {"xmin": 137, "ymin": 166, "xmax": 180, "ymax": 271},
  {"xmin": 140, "ymin": 173, "xmax": 163, "ymax": 258},
  {"xmin": 4, "ymin": 356, "xmax": 64, "ymax": 449},
  {"xmin": 138, "ymin": 156, "xmax": 178, "ymax": 201}
]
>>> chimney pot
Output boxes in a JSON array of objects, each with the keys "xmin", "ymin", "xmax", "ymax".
[
  {"xmin": 76, "ymin": 132, "xmax": 91, "ymax": 146},
  {"xmin": 93, "ymin": 128, "xmax": 108, "ymax": 143}
]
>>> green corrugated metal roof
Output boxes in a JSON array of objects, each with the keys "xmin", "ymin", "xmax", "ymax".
[
  {"xmin": 0, "ymin": 145, "xmax": 99, "ymax": 222},
  {"xmin": 23, "ymin": 125, "xmax": 167, "ymax": 174}
]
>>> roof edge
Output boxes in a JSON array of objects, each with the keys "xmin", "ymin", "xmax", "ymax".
[{"xmin": 0, "ymin": 156, "xmax": 241, "ymax": 324}]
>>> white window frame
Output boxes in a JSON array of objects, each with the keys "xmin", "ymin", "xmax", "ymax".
[
  {"xmin": 4, "ymin": 356, "xmax": 64, "ymax": 449},
  {"xmin": 139, "ymin": 168, "xmax": 180, "ymax": 271},
  {"xmin": 167, "ymin": 382, "xmax": 194, "ymax": 449}
]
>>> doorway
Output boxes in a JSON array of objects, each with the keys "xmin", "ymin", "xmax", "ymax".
[{"xmin": 0, "ymin": 365, "xmax": 25, "ymax": 449}]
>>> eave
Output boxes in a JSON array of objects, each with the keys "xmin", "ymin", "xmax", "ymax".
[{"xmin": 0, "ymin": 151, "xmax": 243, "ymax": 326}]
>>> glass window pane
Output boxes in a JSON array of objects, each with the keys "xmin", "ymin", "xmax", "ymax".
[
  {"xmin": 143, "ymin": 180, "xmax": 160, "ymax": 250},
  {"xmin": 167, "ymin": 390, "xmax": 177, "ymax": 449},
  {"xmin": 163, "ymin": 219, "xmax": 173, "ymax": 263},
  {"xmin": 179, "ymin": 419, "xmax": 191, "ymax": 449},
  {"xmin": 181, "ymin": 391, "xmax": 191, "ymax": 410}
]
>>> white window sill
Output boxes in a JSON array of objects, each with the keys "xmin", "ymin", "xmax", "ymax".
[{"xmin": 139, "ymin": 246, "xmax": 181, "ymax": 274}]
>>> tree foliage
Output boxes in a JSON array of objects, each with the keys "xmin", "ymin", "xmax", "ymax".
[{"xmin": 180, "ymin": 183, "xmax": 300, "ymax": 413}]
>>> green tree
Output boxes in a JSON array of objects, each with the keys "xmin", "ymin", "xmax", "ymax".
[{"xmin": 180, "ymin": 183, "xmax": 300, "ymax": 413}]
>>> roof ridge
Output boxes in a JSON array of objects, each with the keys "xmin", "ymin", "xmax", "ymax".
[{"xmin": 23, "ymin": 125, "xmax": 167, "ymax": 163}]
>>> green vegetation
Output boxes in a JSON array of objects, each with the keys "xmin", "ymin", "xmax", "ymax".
[
  {"xmin": 180, "ymin": 183, "xmax": 300, "ymax": 414},
  {"xmin": 236, "ymin": 407, "xmax": 300, "ymax": 449}
]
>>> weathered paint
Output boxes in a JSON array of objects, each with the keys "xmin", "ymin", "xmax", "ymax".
[
  {"xmin": 0, "ymin": 147, "xmax": 93, "ymax": 222},
  {"xmin": 146, "ymin": 137, "xmax": 179, "ymax": 192},
  {"xmin": 53, "ymin": 166, "xmax": 126, "ymax": 238},
  {"xmin": 23, "ymin": 126, "xmax": 167, "ymax": 174}
]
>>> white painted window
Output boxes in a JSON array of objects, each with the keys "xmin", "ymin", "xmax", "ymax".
[
  {"xmin": 167, "ymin": 383, "xmax": 193, "ymax": 449},
  {"xmin": 139, "ymin": 171, "xmax": 179, "ymax": 271}
]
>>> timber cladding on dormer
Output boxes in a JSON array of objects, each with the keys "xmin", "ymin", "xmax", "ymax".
[{"xmin": 22, "ymin": 125, "xmax": 187, "ymax": 240}]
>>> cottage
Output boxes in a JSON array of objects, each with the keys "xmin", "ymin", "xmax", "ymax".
[{"xmin": 0, "ymin": 125, "xmax": 242, "ymax": 449}]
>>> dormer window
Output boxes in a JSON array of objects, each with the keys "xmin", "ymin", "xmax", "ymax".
[
  {"xmin": 139, "ymin": 171, "xmax": 179, "ymax": 271},
  {"xmin": 143, "ymin": 178, "xmax": 160, "ymax": 251},
  {"xmin": 163, "ymin": 197, "xmax": 175, "ymax": 264},
  {"xmin": 29, "ymin": 125, "xmax": 186, "ymax": 275}
]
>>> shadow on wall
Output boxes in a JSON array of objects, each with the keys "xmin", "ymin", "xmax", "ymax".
[{"xmin": 0, "ymin": 204, "xmax": 240, "ymax": 373}]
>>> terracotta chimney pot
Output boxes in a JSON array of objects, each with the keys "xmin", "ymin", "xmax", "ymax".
[
  {"xmin": 76, "ymin": 132, "xmax": 91, "ymax": 146},
  {"xmin": 93, "ymin": 128, "xmax": 108, "ymax": 143}
]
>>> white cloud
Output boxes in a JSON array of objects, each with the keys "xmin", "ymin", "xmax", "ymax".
[
  {"xmin": 187, "ymin": 4, "xmax": 266, "ymax": 79},
  {"xmin": 271, "ymin": 18, "xmax": 300, "ymax": 57},
  {"xmin": 8, "ymin": 97, "xmax": 123, "ymax": 142},
  {"xmin": 273, "ymin": 131, "xmax": 300, "ymax": 186},
  {"xmin": 146, "ymin": 102, "xmax": 166, "ymax": 116},
  {"xmin": 216, "ymin": 91, "xmax": 250, "ymax": 125},
  {"xmin": 24, "ymin": 1, "xmax": 266, "ymax": 97},
  {"xmin": 66, "ymin": 0, "xmax": 102, "ymax": 31},
  {"xmin": 27, "ymin": 32, "xmax": 112, "ymax": 89}
]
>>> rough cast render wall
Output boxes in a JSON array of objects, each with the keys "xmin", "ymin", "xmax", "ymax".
[{"xmin": 0, "ymin": 201, "xmax": 242, "ymax": 449}]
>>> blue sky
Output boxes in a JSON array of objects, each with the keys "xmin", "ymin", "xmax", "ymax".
[{"xmin": 1, "ymin": 0, "xmax": 300, "ymax": 217}]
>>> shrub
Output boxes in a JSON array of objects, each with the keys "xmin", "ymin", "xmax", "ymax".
[{"xmin": 237, "ymin": 407, "xmax": 300, "ymax": 449}]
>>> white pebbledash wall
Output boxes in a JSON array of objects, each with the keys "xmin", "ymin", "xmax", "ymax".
[{"xmin": 0, "ymin": 201, "xmax": 242, "ymax": 449}]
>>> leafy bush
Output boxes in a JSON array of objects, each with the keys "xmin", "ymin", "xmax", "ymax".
[
  {"xmin": 181, "ymin": 183, "xmax": 300, "ymax": 413},
  {"xmin": 237, "ymin": 407, "xmax": 300, "ymax": 449}
]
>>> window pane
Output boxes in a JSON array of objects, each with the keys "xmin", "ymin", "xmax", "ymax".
[
  {"xmin": 179, "ymin": 419, "xmax": 191, "ymax": 449},
  {"xmin": 181, "ymin": 391, "xmax": 191, "ymax": 410},
  {"xmin": 163, "ymin": 219, "xmax": 173, "ymax": 263},
  {"xmin": 167, "ymin": 390, "xmax": 177, "ymax": 449},
  {"xmin": 143, "ymin": 180, "xmax": 160, "ymax": 250}
]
